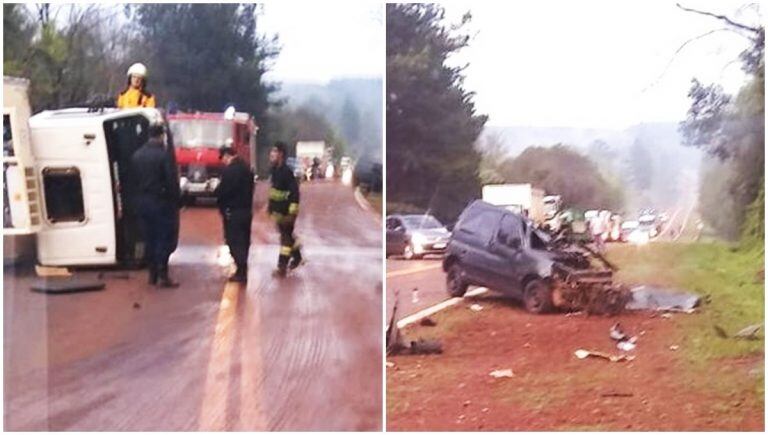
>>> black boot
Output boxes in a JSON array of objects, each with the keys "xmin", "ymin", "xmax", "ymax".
[
  {"xmin": 157, "ymin": 265, "xmax": 179, "ymax": 288},
  {"xmin": 148, "ymin": 264, "xmax": 158, "ymax": 285},
  {"xmin": 288, "ymin": 249, "xmax": 304, "ymax": 270}
]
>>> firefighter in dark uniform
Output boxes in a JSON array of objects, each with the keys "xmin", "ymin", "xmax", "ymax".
[
  {"xmin": 132, "ymin": 123, "xmax": 181, "ymax": 287},
  {"xmin": 269, "ymin": 142, "xmax": 303, "ymax": 278},
  {"xmin": 215, "ymin": 147, "xmax": 254, "ymax": 283}
]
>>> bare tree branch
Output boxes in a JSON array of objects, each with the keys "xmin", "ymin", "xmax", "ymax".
[
  {"xmin": 642, "ymin": 28, "xmax": 736, "ymax": 92},
  {"xmin": 676, "ymin": 3, "xmax": 762, "ymax": 34}
]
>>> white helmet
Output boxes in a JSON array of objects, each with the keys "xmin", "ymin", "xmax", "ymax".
[{"xmin": 127, "ymin": 62, "xmax": 147, "ymax": 78}]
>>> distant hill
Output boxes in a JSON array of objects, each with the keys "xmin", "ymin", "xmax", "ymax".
[
  {"xmin": 481, "ymin": 122, "xmax": 704, "ymax": 212},
  {"xmin": 277, "ymin": 77, "xmax": 382, "ymax": 161}
]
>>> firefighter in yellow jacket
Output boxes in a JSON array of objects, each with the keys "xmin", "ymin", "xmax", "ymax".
[
  {"xmin": 116, "ymin": 63, "xmax": 156, "ymax": 109},
  {"xmin": 268, "ymin": 142, "xmax": 303, "ymax": 278}
]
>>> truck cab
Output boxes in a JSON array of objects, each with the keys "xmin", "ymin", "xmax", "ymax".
[
  {"xmin": 28, "ymin": 107, "xmax": 176, "ymax": 266},
  {"xmin": 168, "ymin": 111, "xmax": 257, "ymax": 201}
]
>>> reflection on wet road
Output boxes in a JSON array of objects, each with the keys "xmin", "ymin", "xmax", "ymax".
[{"xmin": 4, "ymin": 181, "xmax": 382, "ymax": 431}]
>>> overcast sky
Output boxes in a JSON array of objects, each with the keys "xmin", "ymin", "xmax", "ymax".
[
  {"xmin": 259, "ymin": 1, "xmax": 383, "ymax": 83},
  {"xmin": 440, "ymin": 1, "xmax": 761, "ymax": 129}
]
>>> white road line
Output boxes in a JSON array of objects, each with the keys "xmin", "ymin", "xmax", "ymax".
[
  {"xmin": 386, "ymin": 263, "xmax": 443, "ymax": 278},
  {"xmin": 396, "ymin": 287, "xmax": 489, "ymax": 329}
]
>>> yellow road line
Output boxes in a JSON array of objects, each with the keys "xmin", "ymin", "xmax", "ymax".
[
  {"xmin": 198, "ymin": 280, "xmax": 265, "ymax": 430},
  {"xmin": 386, "ymin": 263, "xmax": 442, "ymax": 278}
]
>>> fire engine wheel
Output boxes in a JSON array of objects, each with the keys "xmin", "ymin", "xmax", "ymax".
[
  {"xmin": 523, "ymin": 279, "xmax": 554, "ymax": 314},
  {"xmin": 446, "ymin": 264, "xmax": 468, "ymax": 297}
]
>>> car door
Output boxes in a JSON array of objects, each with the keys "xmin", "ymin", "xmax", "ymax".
[
  {"xmin": 386, "ymin": 217, "xmax": 405, "ymax": 255},
  {"xmin": 484, "ymin": 213, "xmax": 526, "ymax": 295},
  {"xmin": 454, "ymin": 207, "xmax": 502, "ymax": 288}
]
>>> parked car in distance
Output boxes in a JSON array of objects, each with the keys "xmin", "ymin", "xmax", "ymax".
[
  {"xmin": 386, "ymin": 214, "xmax": 450, "ymax": 260},
  {"xmin": 443, "ymin": 200, "xmax": 566, "ymax": 313}
]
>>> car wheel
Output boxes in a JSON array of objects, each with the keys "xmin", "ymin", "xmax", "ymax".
[
  {"xmin": 403, "ymin": 244, "xmax": 415, "ymax": 260},
  {"xmin": 446, "ymin": 264, "xmax": 468, "ymax": 297},
  {"xmin": 523, "ymin": 279, "xmax": 554, "ymax": 314}
]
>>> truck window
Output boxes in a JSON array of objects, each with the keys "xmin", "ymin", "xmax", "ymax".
[{"xmin": 42, "ymin": 167, "xmax": 85, "ymax": 223}]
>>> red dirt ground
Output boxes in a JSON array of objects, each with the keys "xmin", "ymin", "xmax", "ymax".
[{"xmin": 386, "ymin": 295, "xmax": 764, "ymax": 431}]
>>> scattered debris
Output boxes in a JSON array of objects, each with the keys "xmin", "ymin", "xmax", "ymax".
[
  {"xmin": 133, "ymin": 302, "xmax": 141, "ymax": 309},
  {"xmin": 523, "ymin": 342, "xmax": 531, "ymax": 348},
  {"xmin": 669, "ymin": 345, "xmax": 679, "ymax": 351},
  {"xmin": 386, "ymin": 361, "xmax": 395, "ymax": 368},
  {"xmin": 713, "ymin": 324, "xmax": 761, "ymax": 340},
  {"xmin": 411, "ymin": 287, "xmax": 420, "ymax": 304},
  {"xmin": 419, "ymin": 317, "xmax": 437, "ymax": 327},
  {"xmin": 35, "ymin": 265, "xmax": 72, "ymax": 277},
  {"xmin": 734, "ymin": 324, "xmax": 762, "ymax": 340},
  {"xmin": 565, "ymin": 311, "xmax": 584, "ymax": 317},
  {"xmin": 489, "ymin": 369, "xmax": 515, "ymax": 378},
  {"xmin": 617, "ymin": 341, "xmax": 636, "ymax": 351},
  {"xmin": 481, "ymin": 407, "xmax": 490, "ymax": 413},
  {"xmin": 574, "ymin": 349, "xmax": 635, "ymax": 363},
  {"xmin": 660, "ymin": 313, "xmax": 673, "ymax": 319},
  {"xmin": 408, "ymin": 339, "xmax": 443, "ymax": 355},
  {"xmin": 31, "ymin": 277, "xmax": 106, "ymax": 294},
  {"xmin": 626, "ymin": 286, "xmax": 700, "ymax": 312},
  {"xmin": 601, "ymin": 392, "xmax": 634, "ymax": 398},
  {"xmin": 469, "ymin": 304, "xmax": 484, "ymax": 312},
  {"xmin": 463, "ymin": 400, "xmax": 471, "ymax": 407},
  {"xmin": 609, "ymin": 323, "xmax": 628, "ymax": 341}
]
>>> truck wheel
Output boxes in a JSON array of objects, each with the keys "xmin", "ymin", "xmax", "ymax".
[
  {"xmin": 446, "ymin": 264, "xmax": 468, "ymax": 297},
  {"xmin": 523, "ymin": 279, "xmax": 554, "ymax": 314}
]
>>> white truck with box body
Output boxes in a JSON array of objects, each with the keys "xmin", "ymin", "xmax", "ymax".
[{"xmin": 482, "ymin": 183, "xmax": 546, "ymax": 224}]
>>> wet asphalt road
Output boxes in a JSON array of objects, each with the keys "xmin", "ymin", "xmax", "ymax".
[
  {"xmin": 386, "ymin": 257, "xmax": 448, "ymax": 320},
  {"xmin": 3, "ymin": 181, "xmax": 382, "ymax": 431}
]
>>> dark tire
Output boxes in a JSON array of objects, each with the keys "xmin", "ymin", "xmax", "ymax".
[
  {"xmin": 523, "ymin": 279, "xmax": 554, "ymax": 314},
  {"xmin": 446, "ymin": 264, "xmax": 468, "ymax": 297}
]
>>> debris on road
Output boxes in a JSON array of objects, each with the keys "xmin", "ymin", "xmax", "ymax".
[
  {"xmin": 35, "ymin": 265, "xmax": 71, "ymax": 277},
  {"xmin": 408, "ymin": 339, "xmax": 443, "ymax": 355},
  {"xmin": 669, "ymin": 345, "xmax": 680, "ymax": 351},
  {"xmin": 617, "ymin": 341, "xmax": 636, "ymax": 351},
  {"xmin": 469, "ymin": 304, "xmax": 484, "ymax": 312},
  {"xmin": 714, "ymin": 323, "xmax": 763, "ymax": 340},
  {"xmin": 601, "ymin": 392, "xmax": 634, "ymax": 398},
  {"xmin": 626, "ymin": 285, "xmax": 700, "ymax": 312},
  {"xmin": 609, "ymin": 323, "xmax": 629, "ymax": 341},
  {"xmin": 30, "ymin": 277, "xmax": 106, "ymax": 294},
  {"xmin": 411, "ymin": 287, "xmax": 419, "ymax": 304},
  {"xmin": 133, "ymin": 302, "xmax": 141, "ymax": 309},
  {"xmin": 419, "ymin": 317, "xmax": 437, "ymax": 327},
  {"xmin": 574, "ymin": 349, "xmax": 635, "ymax": 363},
  {"xmin": 734, "ymin": 324, "xmax": 762, "ymax": 340},
  {"xmin": 489, "ymin": 369, "xmax": 515, "ymax": 378},
  {"xmin": 661, "ymin": 313, "xmax": 673, "ymax": 319},
  {"xmin": 386, "ymin": 361, "xmax": 395, "ymax": 368}
]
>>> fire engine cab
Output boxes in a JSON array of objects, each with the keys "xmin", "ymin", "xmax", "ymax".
[{"xmin": 167, "ymin": 110, "xmax": 257, "ymax": 201}]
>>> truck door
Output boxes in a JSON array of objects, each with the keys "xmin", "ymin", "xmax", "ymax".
[
  {"xmin": 103, "ymin": 115, "xmax": 151, "ymax": 266},
  {"xmin": 33, "ymin": 122, "xmax": 117, "ymax": 266}
]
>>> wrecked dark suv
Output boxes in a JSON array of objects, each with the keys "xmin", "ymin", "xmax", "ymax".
[{"xmin": 443, "ymin": 200, "xmax": 627, "ymax": 314}]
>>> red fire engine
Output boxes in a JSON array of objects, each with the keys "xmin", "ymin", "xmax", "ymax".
[{"xmin": 167, "ymin": 109, "xmax": 257, "ymax": 201}]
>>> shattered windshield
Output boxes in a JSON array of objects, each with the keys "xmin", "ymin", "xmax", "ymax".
[{"xmin": 169, "ymin": 119, "xmax": 232, "ymax": 149}]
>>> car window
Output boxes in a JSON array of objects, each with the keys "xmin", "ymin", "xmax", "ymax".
[
  {"xmin": 457, "ymin": 207, "xmax": 499, "ymax": 244},
  {"xmin": 497, "ymin": 213, "xmax": 523, "ymax": 244}
]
